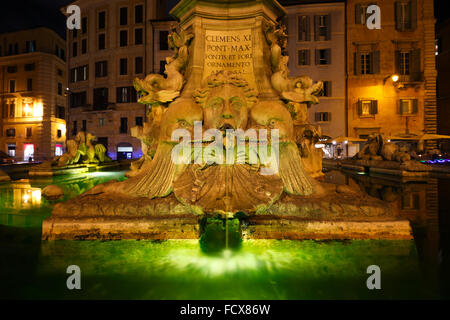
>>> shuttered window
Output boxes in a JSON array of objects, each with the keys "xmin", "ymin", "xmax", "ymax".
[
  {"xmin": 314, "ymin": 112, "xmax": 332, "ymax": 122},
  {"xmin": 298, "ymin": 49, "xmax": 310, "ymax": 65},
  {"xmin": 318, "ymin": 81, "xmax": 332, "ymax": 97},
  {"xmin": 314, "ymin": 15, "xmax": 331, "ymax": 41},
  {"xmin": 298, "ymin": 16, "xmax": 310, "ymax": 41},
  {"xmin": 395, "ymin": 0, "xmax": 417, "ymax": 31},
  {"xmin": 399, "ymin": 99, "xmax": 418, "ymax": 115},
  {"xmin": 315, "ymin": 49, "xmax": 331, "ymax": 65},
  {"xmin": 354, "ymin": 51, "xmax": 380, "ymax": 75},
  {"xmin": 395, "ymin": 49, "xmax": 421, "ymax": 81},
  {"xmin": 358, "ymin": 100, "xmax": 378, "ymax": 116}
]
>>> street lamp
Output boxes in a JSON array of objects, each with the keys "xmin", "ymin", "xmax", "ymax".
[{"xmin": 383, "ymin": 74, "xmax": 400, "ymax": 85}]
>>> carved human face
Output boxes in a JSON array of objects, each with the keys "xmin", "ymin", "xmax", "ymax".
[
  {"xmin": 249, "ymin": 101, "xmax": 294, "ymax": 142},
  {"xmin": 160, "ymin": 99, "xmax": 203, "ymax": 142},
  {"xmin": 203, "ymin": 84, "xmax": 249, "ymax": 132}
]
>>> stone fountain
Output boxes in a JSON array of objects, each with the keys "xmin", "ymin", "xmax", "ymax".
[{"xmin": 42, "ymin": 0, "xmax": 411, "ymax": 241}]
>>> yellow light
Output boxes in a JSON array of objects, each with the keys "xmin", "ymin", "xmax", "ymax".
[
  {"xmin": 392, "ymin": 75, "xmax": 399, "ymax": 82},
  {"xmin": 33, "ymin": 102, "xmax": 43, "ymax": 117},
  {"xmin": 24, "ymin": 104, "xmax": 32, "ymax": 115}
]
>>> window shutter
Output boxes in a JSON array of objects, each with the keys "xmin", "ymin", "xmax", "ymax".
[
  {"xmin": 326, "ymin": 14, "xmax": 332, "ymax": 40},
  {"xmin": 355, "ymin": 4, "xmax": 363, "ymax": 24},
  {"xmin": 306, "ymin": 16, "xmax": 311, "ymax": 41},
  {"xmin": 410, "ymin": 49, "xmax": 421, "ymax": 81},
  {"xmin": 328, "ymin": 81, "xmax": 332, "ymax": 97},
  {"xmin": 395, "ymin": 2, "xmax": 403, "ymax": 31},
  {"xmin": 371, "ymin": 51, "xmax": 380, "ymax": 74},
  {"xmin": 315, "ymin": 112, "xmax": 320, "ymax": 122},
  {"xmin": 298, "ymin": 17, "xmax": 303, "ymax": 41},
  {"xmin": 354, "ymin": 52, "xmax": 362, "ymax": 75},
  {"xmin": 358, "ymin": 100, "xmax": 363, "ymax": 115},
  {"xmin": 315, "ymin": 49, "xmax": 319, "ymax": 65},
  {"xmin": 306, "ymin": 49, "xmax": 310, "ymax": 65},
  {"xmin": 314, "ymin": 16, "xmax": 320, "ymax": 41},
  {"xmin": 328, "ymin": 112, "xmax": 332, "ymax": 122},
  {"xmin": 395, "ymin": 51, "xmax": 401, "ymax": 74},
  {"xmin": 410, "ymin": 0, "xmax": 417, "ymax": 30},
  {"xmin": 326, "ymin": 49, "xmax": 332, "ymax": 64},
  {"xmin": 412, "ymin": 99, "xmax": 418, "ymax": 114},
  {"xmin": 116, "ymin": 87, "xmax": 121, "ymax": 103},
  {"xmin": 371, "ymin": 100, "xmax": 378, "ymax": 115}
]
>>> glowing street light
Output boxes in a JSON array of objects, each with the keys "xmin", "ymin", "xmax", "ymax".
[{"xmin": 383, "ymin": 74, "xmax": 400, "ymax": 85}]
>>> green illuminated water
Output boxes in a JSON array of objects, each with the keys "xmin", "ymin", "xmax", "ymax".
[{"xmin": 0, "ymin": 170, "xmax": 448, "ymax": 299}]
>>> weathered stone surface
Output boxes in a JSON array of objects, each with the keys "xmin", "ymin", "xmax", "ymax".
[
  {"xmin": 43, "ymin": 180, "xmax": 410, "ymax": 240},
  {"xmin": 42, "ymin": 185, "xmax": 64, "ymax": 201}
]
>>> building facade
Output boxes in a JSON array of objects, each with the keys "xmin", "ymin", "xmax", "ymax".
[
  {"xmin": 437, "ymin": 18, "xmax": 450, "ymax": 149},
  {"xmin": 284, "ymin": 1, "xmax": 346, "ymax": 140},
  {"xmin": 0, "ymin": 27, "xmax": 67, "ymax": 162},
  {"xmin": 346, "ymin": 0, "xmax": 437, "ymax": 141},
  {"xmin": 64, "ymin": 0, "xmax": 170, "ymax": 160}
]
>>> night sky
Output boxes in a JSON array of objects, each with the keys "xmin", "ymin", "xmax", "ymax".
[{"xmin": 0, "ymin": 0, "xmax": 448, "ymax": 38}]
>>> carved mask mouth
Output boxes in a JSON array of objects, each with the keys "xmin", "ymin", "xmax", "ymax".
[{"xmin": 219, "ymin": 123, "xmax": 235, "ymax": 131}]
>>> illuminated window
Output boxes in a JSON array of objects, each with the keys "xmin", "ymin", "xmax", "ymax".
[
  {"xmin": 22, "ymin": 103, "xmax": 33, "ymax": 117},
  {"xmin": 55, "ymin": 145, "xmax": 63, "ymax": 156},
  {"xmin": 358, "ymin": 99, "xmax": 378, "ymax": 116},
  {"xmin": 8, "ymin": 144, "xmax": 16, "ymax": 157},
  {"xmin": 399, "ymin": 99, "xmax": 418, "ymax": 115}
]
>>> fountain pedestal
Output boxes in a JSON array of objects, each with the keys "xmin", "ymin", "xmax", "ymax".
[{"xmin": 42, "ymin": 0, "xmax": 412, "ymax": 241}]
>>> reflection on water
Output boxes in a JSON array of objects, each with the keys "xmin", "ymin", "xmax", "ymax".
[
  {"xmin": 0, "ymin": 171, "xmax": 127, "ymax": 227},
  {"xmin": 325, "ymin": 170, "xmax": 449, "ymax": 298},
  {"xmin": 9, "ymin": 239, "xmax": 429, "ymax": 299},
  {"xmin": 0, "ymin": 169, "xmax": 449, "ymax": 299}
]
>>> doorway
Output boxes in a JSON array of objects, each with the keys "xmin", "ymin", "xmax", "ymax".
[{"xmin": 24, "ymin": 144, "xmax": 34, "ymax": 162}]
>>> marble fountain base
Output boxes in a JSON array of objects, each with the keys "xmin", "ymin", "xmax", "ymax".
[{"xmin": 42, "ymin": 183, "xmax": 412, "ymax": 241}]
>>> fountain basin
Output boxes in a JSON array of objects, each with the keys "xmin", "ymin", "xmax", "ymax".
[{"xmin": 41, "ymin": 184, "xmax": 412, "ymax": 241}]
